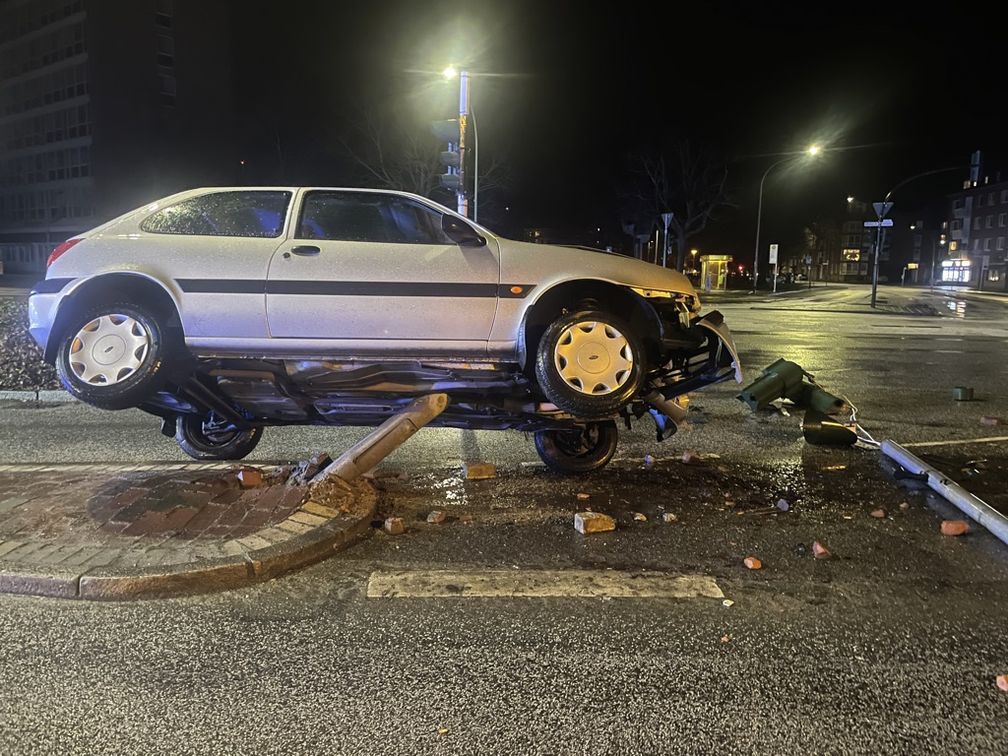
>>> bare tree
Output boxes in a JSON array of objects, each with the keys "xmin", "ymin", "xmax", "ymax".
[
  {"xmin": 338, "ymin": 107, "xmax": 511, "ymax": 214},
  {"xmin": 629, "ymin": 142, "xmax": 732, "ymax": 269}
]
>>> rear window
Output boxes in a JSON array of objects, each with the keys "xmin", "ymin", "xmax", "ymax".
[{"xmin": 140, "ymin": 191, "xmax": 291, "ymax": 238}]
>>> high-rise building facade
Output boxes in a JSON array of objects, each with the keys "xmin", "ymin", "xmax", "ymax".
[{"xmin": 0, "ymin": 0, "xmax": 235, "ymax": 273}]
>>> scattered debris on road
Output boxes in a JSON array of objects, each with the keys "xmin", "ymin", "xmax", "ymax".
[
  {"xmin": 940, "ymin": 519, "xmax": 971, "ymax": 537},
  {"xmin": 574, "ymin": 511, "xmax": 616, "ymax": 535},
  {"xmin": 662, "ymin": 512, "xmax": 679, "ymax": 523},
  {"xmin": 743, "ymin": 556, "xmax": 762, "ymax": 570},
  {"xmin": 775, "ymin": 498, "xmax": 790, "ymax": 512},
  {"xmin": 870, "ymin": 508, "xmax": 887, "ymax": 519},
  {"xmin": 997, "ymin": 675, "xmax": 1008, "ymax": 692},
  {"xmin": 720, "ymin": 634, "xmax": 731, "ymax": 643},
  {"xmin": 900, "ymin": 501, "xmax": 911, "ymax": 511},
  {"xmin": 236, "ymin": 466, "xmax": 263, "ymax": 488},
  {"xmin": 722, "ymin": 599, "xmax": 735, "ymax": 607},
  {"xmin": 576, "ymin": 492, "xmax": 590, "ymax": 501},
  {"xmin": 289, "ymin": 452, "xmax": 333, "ymax": 486},
  {"xmin": 979, "ymin": 415, "xmax": 1003, "ymax": 427},
  {"xmin": 426, "ymin": 510, "xmax": 447, "ymax": 525},
  {"xmin": 643, "ymin": 454, "xmax": 655, "ymax": 468},
  {"xmin": 681, "ymin": 449, "xmax": 701, "ymax": 465},
  {"xmin": 812, "ymin": 540, "xmax": 831, "ymax": 559},
  {"xmin": 464, "ymin": 462, "xmax": 497, "ymax": 480},
  {"xmin": 633, "ymin": 512, "xmax": 647, "ymax": 522},
  {"xmin": 383, "ymin": 517, "xmax": 405, "ymax": 535}
]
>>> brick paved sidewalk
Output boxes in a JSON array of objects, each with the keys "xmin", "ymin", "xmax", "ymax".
[{"xmin": 0, "ymin": 462, "xmax": 376, "ymax": 599}]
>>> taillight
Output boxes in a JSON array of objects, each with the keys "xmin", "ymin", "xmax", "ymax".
[{"xmin": 46, "ymin": 238, "xmax": 82, "ymax": 268}]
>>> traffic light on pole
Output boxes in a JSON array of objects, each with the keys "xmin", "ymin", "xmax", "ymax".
[{"xmin": 431, "ymin": 119, "xmax": 463, "ymax": 193}]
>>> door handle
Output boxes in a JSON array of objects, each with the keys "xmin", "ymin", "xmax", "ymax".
[{"xmin": 290, "ymin": 245, "xmax": 321, "ymax": 256}]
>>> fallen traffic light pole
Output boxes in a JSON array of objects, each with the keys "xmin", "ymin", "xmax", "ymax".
[{"xmin": 738, "ymin": 359, "xmax": 1008, "ymax": 548}]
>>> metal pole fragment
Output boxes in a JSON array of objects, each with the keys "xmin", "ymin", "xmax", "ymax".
[
  {"xmin": 320, "ymin": 394, "xmax": 450, "ymax": 483},
  {"xmin": 880, "ymin": 439, "xmax": 1008, "ymax": 547}
]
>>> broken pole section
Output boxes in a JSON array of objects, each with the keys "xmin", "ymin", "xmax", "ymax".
[
  {"xmin": 319, "ymin": 393, "xmax": 450, "ymax": 483},
  {"xmin": 881, "ymin": 440, "xmax": 1008, "ymax": 547}
]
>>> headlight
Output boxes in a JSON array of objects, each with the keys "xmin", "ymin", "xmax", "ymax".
[{"xmin": 630, "ymin": 287, "xmax": 702, "ymax": 313}]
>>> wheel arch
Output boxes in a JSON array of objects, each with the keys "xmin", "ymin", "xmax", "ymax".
[
  {"xmin": 45, "ymin": 272, "xmax": 182, "ymax": 362},
  {"xmin": 518, "ymin": 278, "xmax": 663, "ymax": 371}
]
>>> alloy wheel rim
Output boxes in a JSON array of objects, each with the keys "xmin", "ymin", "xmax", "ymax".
[
  {"xmin": 553, "ymin": 320, "xmax": 633, "ymax": 395},
  {"xmin": 69, "ymin": 314, "xmax": 150, "ymax": 386}
]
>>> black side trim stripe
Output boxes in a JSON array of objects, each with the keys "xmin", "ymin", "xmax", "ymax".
[
  {"xmin": 177, "ymin": 280, "xmax": 537, "ymax": 298},
  {"xmin": 29, "ymin": 278, "xmax": 72, "ymax": 295}
]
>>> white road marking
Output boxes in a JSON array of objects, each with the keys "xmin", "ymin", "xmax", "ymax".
[
  {"xmin": 0, "ymin": 462, "xmax": 234, "ymax": 473},
  {"xmin": 366, "ymin": 569, "xmax": 724, "ymax": 599}
]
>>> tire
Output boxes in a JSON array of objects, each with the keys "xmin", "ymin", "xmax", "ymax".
[
  {"xmin": 534, "ymin": 421, "xmax": 619, "ymax": 475},
  {"xmin": 175, "ymin": 415, "xmax": 263, "ymax": 461},
  {"xmin": 534, "ymin": 308, "xmax": 644, "ymax": 418},
  {"xmin": 55, "ymin": 301, "xmax": 174, "ymax": 410}
]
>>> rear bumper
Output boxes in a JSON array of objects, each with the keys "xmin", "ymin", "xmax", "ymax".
[{"xmin": 27, "ymin": 278, "xmax": 73, "ymax": 359}]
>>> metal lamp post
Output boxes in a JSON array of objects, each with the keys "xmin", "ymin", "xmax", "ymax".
[
  {"xmin": 753, "ymin": 145, "xmax": 821, "ymax": 292},
  {"xmin": 443, "ymin": 66, "xmax": 480, "ymax": 222}
]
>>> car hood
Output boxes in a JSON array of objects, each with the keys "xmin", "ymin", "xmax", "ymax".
[{"xmin": 498, "ymin": 239, "xmax": 697, "ymax": 297}]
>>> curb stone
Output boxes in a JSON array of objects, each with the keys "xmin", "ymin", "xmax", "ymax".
[{"xmin": 0, "ymin": 478, "xmax": 377, "ymax": 601}]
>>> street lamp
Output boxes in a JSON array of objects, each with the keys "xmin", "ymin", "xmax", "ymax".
[
  {"xmin": 442, "ymin": 64, "xmax": 480, "ymax": 222},
  {"xmin": 752, "ymin": 145, "xmax": 821, "ymax": 292}
]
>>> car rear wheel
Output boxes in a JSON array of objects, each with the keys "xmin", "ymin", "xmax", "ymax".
[
  {"xmin": 534, "ymin": 421, "xmax": 619, "ymax": 474},
  {"xmin": 175, "ymin": 414, "xmax": 263, "ymax": 461},
  {"xmin": 55, "ymin": 302, "xmax": 173, "ymax": 410},
  {"xmin": 534, "ymin": 309, "xmax": 644, "ymax": 418}
]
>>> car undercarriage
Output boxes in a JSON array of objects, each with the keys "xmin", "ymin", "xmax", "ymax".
[{"xmin": 138, "ymin": 311, "xmax": 740, "ymax": 454}]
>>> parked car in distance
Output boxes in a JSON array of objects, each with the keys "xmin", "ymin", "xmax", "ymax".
[{"xmin": 29, "ymin": 187, "xmax": 740, "ymax": 473}]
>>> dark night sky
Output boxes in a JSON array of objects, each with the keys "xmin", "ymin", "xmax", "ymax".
[{"xmin": 229, "ymin": 1, "xmax": 1006, "ymax": 261}]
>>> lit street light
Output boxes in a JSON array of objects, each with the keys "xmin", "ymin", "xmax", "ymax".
[
  {"xmin": 752, "ymin": 145, "xmax": 822, "ymax": 292},
  {"xmin": 442, "ymin": 64, "xmax": 480, "ymax": 221}
]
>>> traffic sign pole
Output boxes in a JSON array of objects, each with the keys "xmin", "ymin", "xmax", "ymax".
[{"xmin": 869, "ymin": 202, "xmax": 893, "ymax": 308}]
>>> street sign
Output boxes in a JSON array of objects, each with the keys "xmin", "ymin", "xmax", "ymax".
[
  {"xmin": 864, "ymin": 219, "xmax": 894, "ymax": 228},
  {"xmin": 768, "ymin": 243, "xmax": 778, "ymax": 264},
  {"xmin": 873, "ymin": 201, "xmax": 894, "ymax": 218},
  {"xmin": 804, "ymin": 255, "xmax": 812, "ymax": 265}
]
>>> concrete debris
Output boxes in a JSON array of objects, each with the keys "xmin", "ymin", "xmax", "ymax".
[
  {"xmin": 263, "ymin": 464, "xmax": 294, "ymax": 485},
  {"xmin": 812, "ymin": 540, "xmax": 831, "ymax": 559},
  {"xmin": 438, "ymin": 727, "xmax": 450, "ymax": 736},
  {"xmin": 236, "ymin": 466, "xmax": 263, "ymax": 489},
  {"xmin": 426, "ymin": 510, "xmax": 447, "ymax": 525},
  {"xmin": 940, "ymin": 519, "xmax": 971, "ymax": 537},
  {"xmin": 383, "ymin": 517, "xmax": 405, "ymax": 535},
  {"xmin": 979, "ymin": 415, "xmax": 1003, "ymax": 427},
  {"xmin": 574, "ymin": 511, "xmax": 616, "ymax": 535},
  {"xmin": 464, "ymin": 462, "xmax": 497, "ymax": 480},
  {"xmin": 681, "ymin": 449, "xmax": 701, "ymax": 465},
  {"xmin": 899, "ymin": 501, "xmax": 911, "ymax": 511},
  {"xmin": 870, "ymin": 508, "xmax": 887, "ymax": 519},
  {"xmin": 632, "ymin": 512, "xmax": 647, "ymax": 522},
  {"xmin": 996, "ymin": 675, "xmax": 1008, "ymax": 692},
  {"xmin": 288, "ymin": 452, "xmax": 333, "ymax": 486},
  {"xmin": 722, "ymin": 599, "xmax": 735, "ymax": 607},
  {"xmin": 743, "ymin": 556, "xmax": 762, "ymax": 570},
  {"xmin": 576, "ymin": 492, "xmax": 591, "ymax": 501},
  {"xmin": 662, "ymin": 512, "xmax": 679, "ymax": 523},
  {"xmin": 720, "ymin": 634, "xmax": 731, "ymax": 643},
  {"xmin": 775, "ymin": 498, "xmax": 790, "ymax": 512}
]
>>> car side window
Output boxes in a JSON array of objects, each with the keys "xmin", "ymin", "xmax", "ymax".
[
  {"xmin": 140, "ymin": 191, "xmax": 291, "ymax": 237},
  {"xmin": 297, "ymin": 192, "xmax": 453, "ymax": 245}
]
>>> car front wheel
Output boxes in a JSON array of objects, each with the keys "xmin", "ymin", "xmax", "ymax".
[
  {"xmin": 534, "ymin": 309, "xmax": 644, "ymax": 418},
  {"xmin": 55, "ymin": 302, "xmax": 173, "ymax": 410},
  {"xmin": 175, "ymin": 414, "xmax": 263, "ymax": 461},
  {"xmin": 533, "ymin": 421, "xmax": 619, "ymax": 474}
]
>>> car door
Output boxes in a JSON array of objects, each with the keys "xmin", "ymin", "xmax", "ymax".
[{"xmin": 266, "ymin": 190, "xmax": 500, "ymax": 353}]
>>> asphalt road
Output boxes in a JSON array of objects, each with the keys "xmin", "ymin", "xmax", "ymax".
[{"xmin": 2, "ymin": 283, "xmax": 1008, "ymax": 754}]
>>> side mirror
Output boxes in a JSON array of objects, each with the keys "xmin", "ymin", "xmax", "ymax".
[{"xmin": 442, "ymin": 214, "xmax": 486, "ymax": 247}]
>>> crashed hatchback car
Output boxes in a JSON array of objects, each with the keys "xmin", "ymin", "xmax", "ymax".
[{"xmin": 29, "ymin": 187, "xmax": 740, "ymax": 473}]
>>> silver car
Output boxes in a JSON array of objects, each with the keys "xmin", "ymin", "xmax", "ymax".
[{"xmin": 29, "ymin": 187, "xmax": 740, "ymax": 473}]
